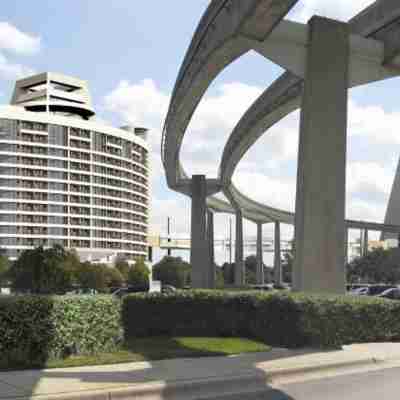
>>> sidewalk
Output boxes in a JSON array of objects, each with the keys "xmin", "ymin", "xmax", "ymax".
[{"xmin": 1, "ymin": 343, "xmax": 400, "ymax": 400}]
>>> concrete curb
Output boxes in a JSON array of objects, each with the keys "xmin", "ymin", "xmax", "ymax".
[{"xmin": 19, "ymin": 355, "xmax": 385, "ymax": 400}]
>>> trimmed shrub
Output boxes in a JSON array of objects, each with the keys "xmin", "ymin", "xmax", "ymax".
[
  {"xmin": 122, "ymin": 290, "xmax": 400, "ymax": 349},
  {"xmin": 0, "ymin": 295, "xmax": 121, "ymax": 369}
]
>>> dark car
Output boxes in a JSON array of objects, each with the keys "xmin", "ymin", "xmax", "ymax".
[
  {"xmin": 367, "ymin": 285, "xmax": 397, "ymax": 296},
  {"xmin": 377, "ymin": 288, "xmax": 400, "ymax": 300}
]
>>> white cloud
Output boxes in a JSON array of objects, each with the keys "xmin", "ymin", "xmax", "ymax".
[
  {"xmin": 348, "ymin": 100, "xmax": 400, "ymax": 146},
  {"xmin": 0, "ymin": 52, "xmax": 35, "ymax": 80},
  {"xmin": 103, "ymin": 77, "xmax": 400, "ymax": 257},
  {"xmin": 347, "ymin": 161, "xmax": 393, "ymax": 200},
  {"xmin": 288, "ymin": 0, "xmax": 375, "ymax": 23},
  {"xmin": 234, "ymin": 171, "xmax": 296, "ymax": 212},
  {"xmin": 0, "ymin": 22, "xmax": 41, "ymax": 81},
  {"xmin": 0, "ymin": 22, "xmax": 41, "ymax": 55},
  {"xmin": 104, "ymin": 79, "xmax": 168, "ymax": 131}
]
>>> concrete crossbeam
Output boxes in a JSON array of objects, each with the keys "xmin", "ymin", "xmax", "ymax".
[
  {"xmin": 294, "ymin": 17, "xmax": 349, "ymax": 294},
  {"xmin": 250, "ymin": 19, "xmax": 398, "ymax": 88}
]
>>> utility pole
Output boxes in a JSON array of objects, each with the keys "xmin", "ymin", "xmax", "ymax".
[{"xmin": 167, "ymin": 217, "xmax": 171, "ymax": 256}]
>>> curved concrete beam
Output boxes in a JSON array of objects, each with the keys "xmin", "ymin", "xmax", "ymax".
[
  {"xmin": 162, "ymin": 0, "xmax": 299, "ymax": 189},
  {"xmin": 219, "ymin": 71, "xmax": 302, "ymax": 186},
  {"xmin": 215, "ymin": 1, "xmax": 400, "ymax": 228},
  {"xmin": 163, "ymin": 0, "xmax": 400, "ymax": 235}
]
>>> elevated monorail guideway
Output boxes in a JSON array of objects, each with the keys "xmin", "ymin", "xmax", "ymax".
[{"xmin": 162, "ymin": 0, "xmax": 400, "ymax": 292}]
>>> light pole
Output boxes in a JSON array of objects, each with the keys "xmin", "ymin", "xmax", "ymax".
[{"xmin": 167, "ymin": 217, "xmax": 171, "ymax": 256}]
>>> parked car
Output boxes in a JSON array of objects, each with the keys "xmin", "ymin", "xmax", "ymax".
[
  {"xmin": 66, "ymin": 288, "xmax": 98, "ymax": 295},
  {"xmin": 112, "ymin": 285, "xmax": 148, "ymax": 298},
  {"xmin": 351, "ymin": 285, "xmax": 396, "ymax": 296},
  {"xmin": 248, "ymin": 284, "xmax": 272, "ymax": 291},
  {"xmin": 161, "ymin": 284, "xmax": 177, "ymax": 294},
  {"xmin": 367, "ymin": 285, "xmax": 397, "ymax": 296},
  {"xmin": 350, "ymin": 287, "xmax": 369, "ymax": 296},
  {"xmin": 377, "ymin": 288, "xmax": 400, "ymax": 300}
]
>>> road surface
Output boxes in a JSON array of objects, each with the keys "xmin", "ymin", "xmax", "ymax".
[{"xmin": 208, "ymin": 366, "xmax": 400, "ymax": 399}]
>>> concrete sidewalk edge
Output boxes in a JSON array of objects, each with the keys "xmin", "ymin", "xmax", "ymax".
[{"xmin": 18, "ymin": 355, "xmax": 385, "ymax": 400}]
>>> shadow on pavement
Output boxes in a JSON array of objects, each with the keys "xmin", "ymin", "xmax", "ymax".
[{"xmin": 0, "ymin": 342, "xmax": 327, "ymax": 399}]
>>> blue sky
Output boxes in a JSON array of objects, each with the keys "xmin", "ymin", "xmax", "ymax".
[{"xmin": 1, "ymin": 0, "xmax": 399, "ymax": 264}]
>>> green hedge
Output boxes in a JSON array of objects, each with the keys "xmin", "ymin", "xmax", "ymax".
[
  {"xmin": 122, "ymin": 291, "xmax": 400, "ymax": 348},
  {"xmin": 0, "ymin": 295, "xmax": 121, "ymax": 369}
]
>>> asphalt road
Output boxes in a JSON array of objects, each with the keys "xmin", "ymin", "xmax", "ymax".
[{"xmin": 208, "ymin": 367, "xmax": 400, "ymax": 399}]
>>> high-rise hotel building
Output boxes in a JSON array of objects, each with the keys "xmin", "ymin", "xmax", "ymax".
[{"xmin": 0, "ymin": 72, "xmax": 149, "ymax": 260}]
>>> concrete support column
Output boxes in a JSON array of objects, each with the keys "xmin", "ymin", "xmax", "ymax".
[
  {"xmin": 274, "ymin": 221, "xmax": 282, "ymax": 286},
  {"xmin": 293, "ymin": 17, "xmax": 349, "ymax": 294},
  {"xmin": 235, "ymin": 209, "xmax": 245, "ymax": 286},
  {"xmin": 190, "ymin": 175, "xmax": 209, "ymax": 288},
  {"xmin": 207, "ymin": 209, "xmax": 216, "ymax": 289},
  {"xmin": 256, "ymin": 222, "xmax": 264, "ymax": 284},
  {"xmin": 363, "ymin": 229, "xmax": 369, "ymax": 257}
]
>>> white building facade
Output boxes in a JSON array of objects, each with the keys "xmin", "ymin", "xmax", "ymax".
[{"xmin": 0, "ymin": 72, "xmax": 149, "ymax": 260}]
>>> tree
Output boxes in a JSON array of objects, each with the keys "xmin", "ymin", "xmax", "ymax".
[
  {"xmin": 76, "ymin": 262, "xmax": 108, "ymax": 292},
  {"xmin": 0, "ymin": 255, "xmax": 10, "ymax": 285},
  {"xmin": 281, "ymin": 241, "xmax": 295, "ymax": 283},
  {"xmin": 104, "ymin": 267, "xmax": 124, "ymax": 288},
  {"xmin": 61, "ymin": 248, "xmax": 81, "ymax": 285},
  {"xmin": 152, "ymin": 256, "xmax": 191, "ymax": 288},
  {"xmin": 114, "ymin": 256, "xmax": 130, "ymax": 282},
  {"xmin": 127, "ymin": 259, "xmax": 150, "ymax": 287},
  {"xmin": 346, "ymin": 247, "xmax": 400, "ymax": 284},
  {"xmin": 215, "ymin": 266, "xmax": 224, "ymax": 288},
  {"xmin": 8, "ymin": 245, "xmax": 72, "ymax": 294},
  {"xmin": 244, "ymin": 255, "xmax": 257, "ymax": 284}
]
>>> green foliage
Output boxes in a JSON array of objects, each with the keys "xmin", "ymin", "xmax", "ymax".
[
  {"xmin": 104, "ymin": 267, "xmax": 124, "ymax": 288},
  {"xmin": 152, "ymin": 256, "xmax": 191, "ymax": 288},
  {"xmin": 244, "ymin": 255, "xmax": 272, "ymax": 284},
  {"xmin": 0, "ymin": 295, "xmax": 121, "ymax": 369},
  {"xmin": 215, "ymin": 266, "xmax": 224, "ymax": 288},
  {"xmin": 122, "ymin": 291, "xmax": 400, "ymax": 349},
  {"xmin": 76, "ymin": 262, "xmax": 108, "ymax": 292},
  {"xmin": 0, "ymin": 255, "xmax": 10, "ymax": 285},
  {"xmin": 347, "ymin": 247, "xmax": 400, "ymax": 284},
  {"xmin": 8, "ymin": 245, "xmax": 73, "ymax": 294},
  {"xmin": 61, "ymin": 248, "xmax": 81, "ymax": 285},
  {"xmin": 7, "ymin": 245, "xmax": 132, "ymax": 294},
  {"xmin": 245, "ymin": 255, "xmax": 257, "ymax": 284},
  {"xmin": 281, "ymin": 241, "xmax": 294, "ymax": 283},
  {"xmin": 114, "ymin": 257, "xmax": 130, "ymax": 282},
  {"xmin": 128, "ymin": 259, "xmax": 150, "ymax": 287}
]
